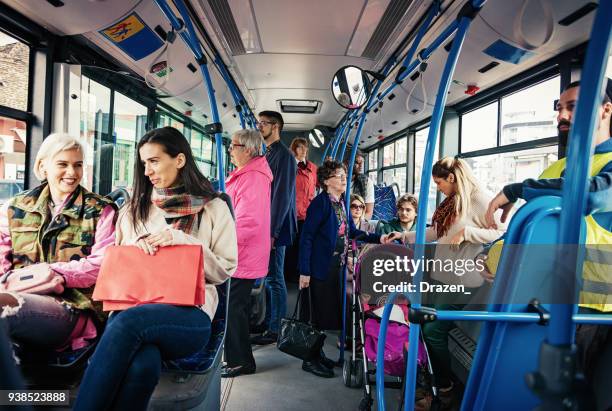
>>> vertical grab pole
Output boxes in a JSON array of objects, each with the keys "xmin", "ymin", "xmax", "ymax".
[
  {"xmin": 553, "ymin": 1, "xmax": 612, "ymax": 344},
  {"xmin": 525, "ymin": 4, "xmax": 611, "ymax": 410},
  {"xmin": 156, "ymin": 0, "xmax": 227, "ymax": 191},
  {"xmin": 337, "ymin": 59, "xmax": 395, "ymax": 363},
  {"xmin": 331, "ymin": 116, "xmax": 352, "ymax": 160},
  {"xmin": 322, "ymin": 113, "xmax": 349, "ymax": 164},
  {"xmin": 403, "ymin": 15, "xmax": 475, "ymax": 411},
  {"xmin": 321, "ymin": 126, "xmax": 340, "ymax": 163}
]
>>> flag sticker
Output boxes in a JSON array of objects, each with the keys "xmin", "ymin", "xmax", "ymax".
[{"xmin": 100, "ymin": 13, "xmax": 163, "ymax": 61}]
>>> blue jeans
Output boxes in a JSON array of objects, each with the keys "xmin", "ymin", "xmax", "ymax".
[
  {"xmin": 73, "ymin": 304, "xmax": 211, "ymax": 411},
  {"xmin": 264, "ymin": 246, "xmax": 287, "ymax": 333},
  {"xmin": 0, "ymin": 292, "xmax": 78, "ymax": 348}
]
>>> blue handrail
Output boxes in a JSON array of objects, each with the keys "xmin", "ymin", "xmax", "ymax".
[
  {"xmin": 155, "ymin": 0, "xmax": 228, "ymax": 191},
  {"xmin": 331, "ymin": 110, "xmax": 358, "ymax": 160},
  {"xmin": 373, "ymin": 1, "xmax": 483, "ymax": 407},
  {"xmin": 553, "ymin": 0, "xmax": 612, "ymax": 346},
  {"xmin": 404, "ymin": 16, "xmax": 474, "ymax": 411},
  {"xmin": 321, "ymin": 112, "xmax": 349, "ymax": 163}
]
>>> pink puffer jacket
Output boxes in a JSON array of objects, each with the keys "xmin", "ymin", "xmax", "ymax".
[{"xmin": 226, "ymin": 156, "xmax": 273, "ymax": 279}]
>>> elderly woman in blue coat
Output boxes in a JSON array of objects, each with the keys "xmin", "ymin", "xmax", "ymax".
[{"xmin": 298, "ymin": 160, "xmax": 394, "ymax": 378}]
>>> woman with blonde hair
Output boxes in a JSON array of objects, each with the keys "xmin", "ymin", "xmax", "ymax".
[
  {"xmin": 392, "ymin": 156, "xmax": 506, "ymax": 410},
  {"xmin": 0, "ymin": 133, "xmax": 116, "ymax": 352}
]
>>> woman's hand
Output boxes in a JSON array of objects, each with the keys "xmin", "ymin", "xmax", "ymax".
[
  {"xmin": 486, "ymin": 191, "xmax": 514, "ymax": 228},
  {"xmin": 145, "ymin": 230, "xmax": 173, "ymax": 248},
  {"xmin": 382, "ymin": 232, "xmax": 403, "ymax": 244},
  {"xmin": 135, "ymin": 237, "xmax": 157, "ymax": 255},
  {"xmin": 299, "ymin": 275, "xmax": 310, "ymax": 289},
  {"xmin": 449, "ymin": 228, "xmax": 465, "ymax": 249}
]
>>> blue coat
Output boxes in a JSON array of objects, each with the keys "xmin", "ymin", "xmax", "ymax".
[
  {"xmin": 298, "ymin": 192, "xmax": 381, "ymax": 281},
  {"xmin": 265, "ymin": 140, "xmax": 297, "ymax": 247}
]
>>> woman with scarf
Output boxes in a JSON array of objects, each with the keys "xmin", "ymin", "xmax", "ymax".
[
  {"xmin": 74, "ymin": 127, "xmax": 237, "ymax": 411},
  {"xmin": 0, "ymin": 133, "xmax": 116, "ymax": 353},
  {"xmin": 392, "ymin": 157, "xmax": 506, "ymax": 410},
  {"xmin": 298, "ymin": 160, "xmax": 394, "ymax": 378}
]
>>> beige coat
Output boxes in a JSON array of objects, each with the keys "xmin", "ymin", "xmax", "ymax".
[
  {"xmin": 115, "ymin": 198, "xmax": 238, "ymax": 319},
  {"xmin": 403, "ymin": 189, "xmax": 506, "ymax": 288}
]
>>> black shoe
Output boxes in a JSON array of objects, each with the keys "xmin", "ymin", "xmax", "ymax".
[
  {"xmin": 302, "ymin": 360, "xmax": 334, "ymax": 378},
  {"xmin": 251, "ymin": 331, "xmax": 278, "ymax": 345},
  {"xmin": 319, "ymin": 351, "xmax": 337, "ymax": 369},
  {"xmin": 221, "ymin": 365, "xmax": 256, "ymax": 378},
  {"xmin": 249, "ymin": 323, "xmax": 267, "ymax": 334}
]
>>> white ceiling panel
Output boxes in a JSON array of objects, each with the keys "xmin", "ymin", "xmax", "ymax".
[
  {"xmin": 252, "ymin": 0, "xmax": 365, "ymax": 55},
  {"xmin": 233, "ymin": 53, "xmax": 374, "ymax": 90},
  {"xmin": 250, "ymin": 88, "xmax": 347, "ymax": 130}
]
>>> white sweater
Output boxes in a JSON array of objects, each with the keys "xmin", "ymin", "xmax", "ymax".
[
  {"xmin": 115, "ymin": 198, "xmax": 238, "ymax": 319},
  {"xmin": 403, "ymin": 189, "xmax": 506, "ymax": 287}
]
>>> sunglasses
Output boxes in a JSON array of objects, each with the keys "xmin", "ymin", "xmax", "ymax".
[{"xmin": 350, "ymin": 203, "xmax": 365, "ymax": 210}]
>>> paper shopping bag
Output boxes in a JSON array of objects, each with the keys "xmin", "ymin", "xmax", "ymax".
[{"xmin": 93, "ymin": 245, "xmax": 204, "ymax": 311}]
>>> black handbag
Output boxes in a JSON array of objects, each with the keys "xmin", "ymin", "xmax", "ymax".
[{"xmin": 277, "ymin": 288, "xmax": 326, "ymax": 361}]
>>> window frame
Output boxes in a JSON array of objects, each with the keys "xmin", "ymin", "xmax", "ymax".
[{"xmin": 457, "ymin": 73, "xmax": 561, "ymax": 159}]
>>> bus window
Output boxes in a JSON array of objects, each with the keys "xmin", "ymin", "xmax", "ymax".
[{"xmin": 112, "ymin": 93, "xmax": 148, "ymax": 190}]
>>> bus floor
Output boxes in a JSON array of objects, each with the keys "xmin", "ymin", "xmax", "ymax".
[{"xmin": 222, "ymin": 288, "xmax": 404, "ymax": 411}]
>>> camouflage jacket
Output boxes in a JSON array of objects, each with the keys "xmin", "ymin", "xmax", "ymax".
[{"xmin": 8, "ymin": 183, "xmax": 115, "ymax": 319}]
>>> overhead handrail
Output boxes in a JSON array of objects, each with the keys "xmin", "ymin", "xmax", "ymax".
[
  {"xmin": 155, "ymin": 0, "xmax": 227, "ymax": 191},
  {"xmin": 372, "ymin": 1, "xmax": 486, "ymax": 409}
]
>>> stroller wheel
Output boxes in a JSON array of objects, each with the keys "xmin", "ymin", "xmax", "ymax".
[
  {"xmin": 343, "ymin": 357, "xmax": 364, "ymax": 388},
  {"xmin": 358, "ymin": 396, "xmax": 373, "ymax": 411}
]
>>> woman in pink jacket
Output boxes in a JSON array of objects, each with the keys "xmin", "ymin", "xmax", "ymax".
[{"xmin": 223, "ymin": 128, "xmax": 273, "ymax": 378}]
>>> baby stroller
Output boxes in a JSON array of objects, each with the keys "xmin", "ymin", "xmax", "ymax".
[{"xmin": 343, "ymin": 241, "xmax": 440, "ymax": 411}]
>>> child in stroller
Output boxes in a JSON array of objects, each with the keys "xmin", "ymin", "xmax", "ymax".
[{"xmin": 344, "ymin": 241, "xmax": 438, "ymax": 411}]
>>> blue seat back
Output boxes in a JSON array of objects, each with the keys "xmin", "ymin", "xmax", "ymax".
[
  {"xmin": 162, "ymin": 281, "xmax": 229, "ymax": 373},
  {"xmin": 461, "ymin": 196, "xmax": 581, "ymax": 411},
  {"xmin": 372, "ymin": 183, "xmax": 399, "ymax": 221}
]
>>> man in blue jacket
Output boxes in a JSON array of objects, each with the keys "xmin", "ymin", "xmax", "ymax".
[{"xmin": 253, "ymin": 111, "xmax": 297, "ymax": 344}]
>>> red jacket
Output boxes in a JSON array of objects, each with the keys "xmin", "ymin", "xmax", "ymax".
[{"xmin": 296, "ymin": 160, "xmax": 317, "ymax": 221}]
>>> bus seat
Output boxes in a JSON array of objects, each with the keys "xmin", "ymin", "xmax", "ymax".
[
  {"xmin": 372, "ymin": 183, "xmax": 399, "ymax": 221},
  {"xmin": 151, "ymin": 281, "xmax": 229, "ymax": 409},
  {"xmin": 461, "ymin": 196, "xmax": 572, "ymax": 411},
  {"xmin": 105, "ymin": 187, "xmax": 130, "ymax": 208}
]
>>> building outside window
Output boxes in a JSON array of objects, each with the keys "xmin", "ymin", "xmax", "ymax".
[{"xmin": 0, "ymin": 32, "xmax": 29, "ymax": 204}]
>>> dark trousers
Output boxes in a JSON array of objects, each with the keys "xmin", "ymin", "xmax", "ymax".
[
  {"xmin": 575, "ymin": 307, "xmax": 612, "ymax": 411},
  {"xmin": 73, "ymin": 304, "xmax": 211, "ymax": 411},
  {"xmin": 421, "ymin": 303, "xmax": 465, "ymax": 388},
  {"xmin": 225, "ymin": 278, "xmax": 256, "ymax": 368},
  {"xmin": 284, "ymin": 220, "xmax": 304, "ymax": 284}
]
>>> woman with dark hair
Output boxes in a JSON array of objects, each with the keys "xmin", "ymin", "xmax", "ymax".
[
  {"xmin": 298, "ymin": 160, "xmax": 394, "ymax": 378},
  {"xmin": 74, "ymin": 127, "xmax": 237, "ymax": 411}
]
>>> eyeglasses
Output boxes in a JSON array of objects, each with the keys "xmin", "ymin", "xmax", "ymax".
[
  {"xmin": 256, "ymin": 120, "xmax": 276, "ymax": 127},
  {"xmin": 228, "ymin": 144, "xmax": 245, "ymax": 152},
  {"xmin": 350, "ymin": 203, "xmax": 365, "ymax": 210},
  {"xmin": 331, "ymin": 173, "xmax": 347, "ymax": 180}
]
